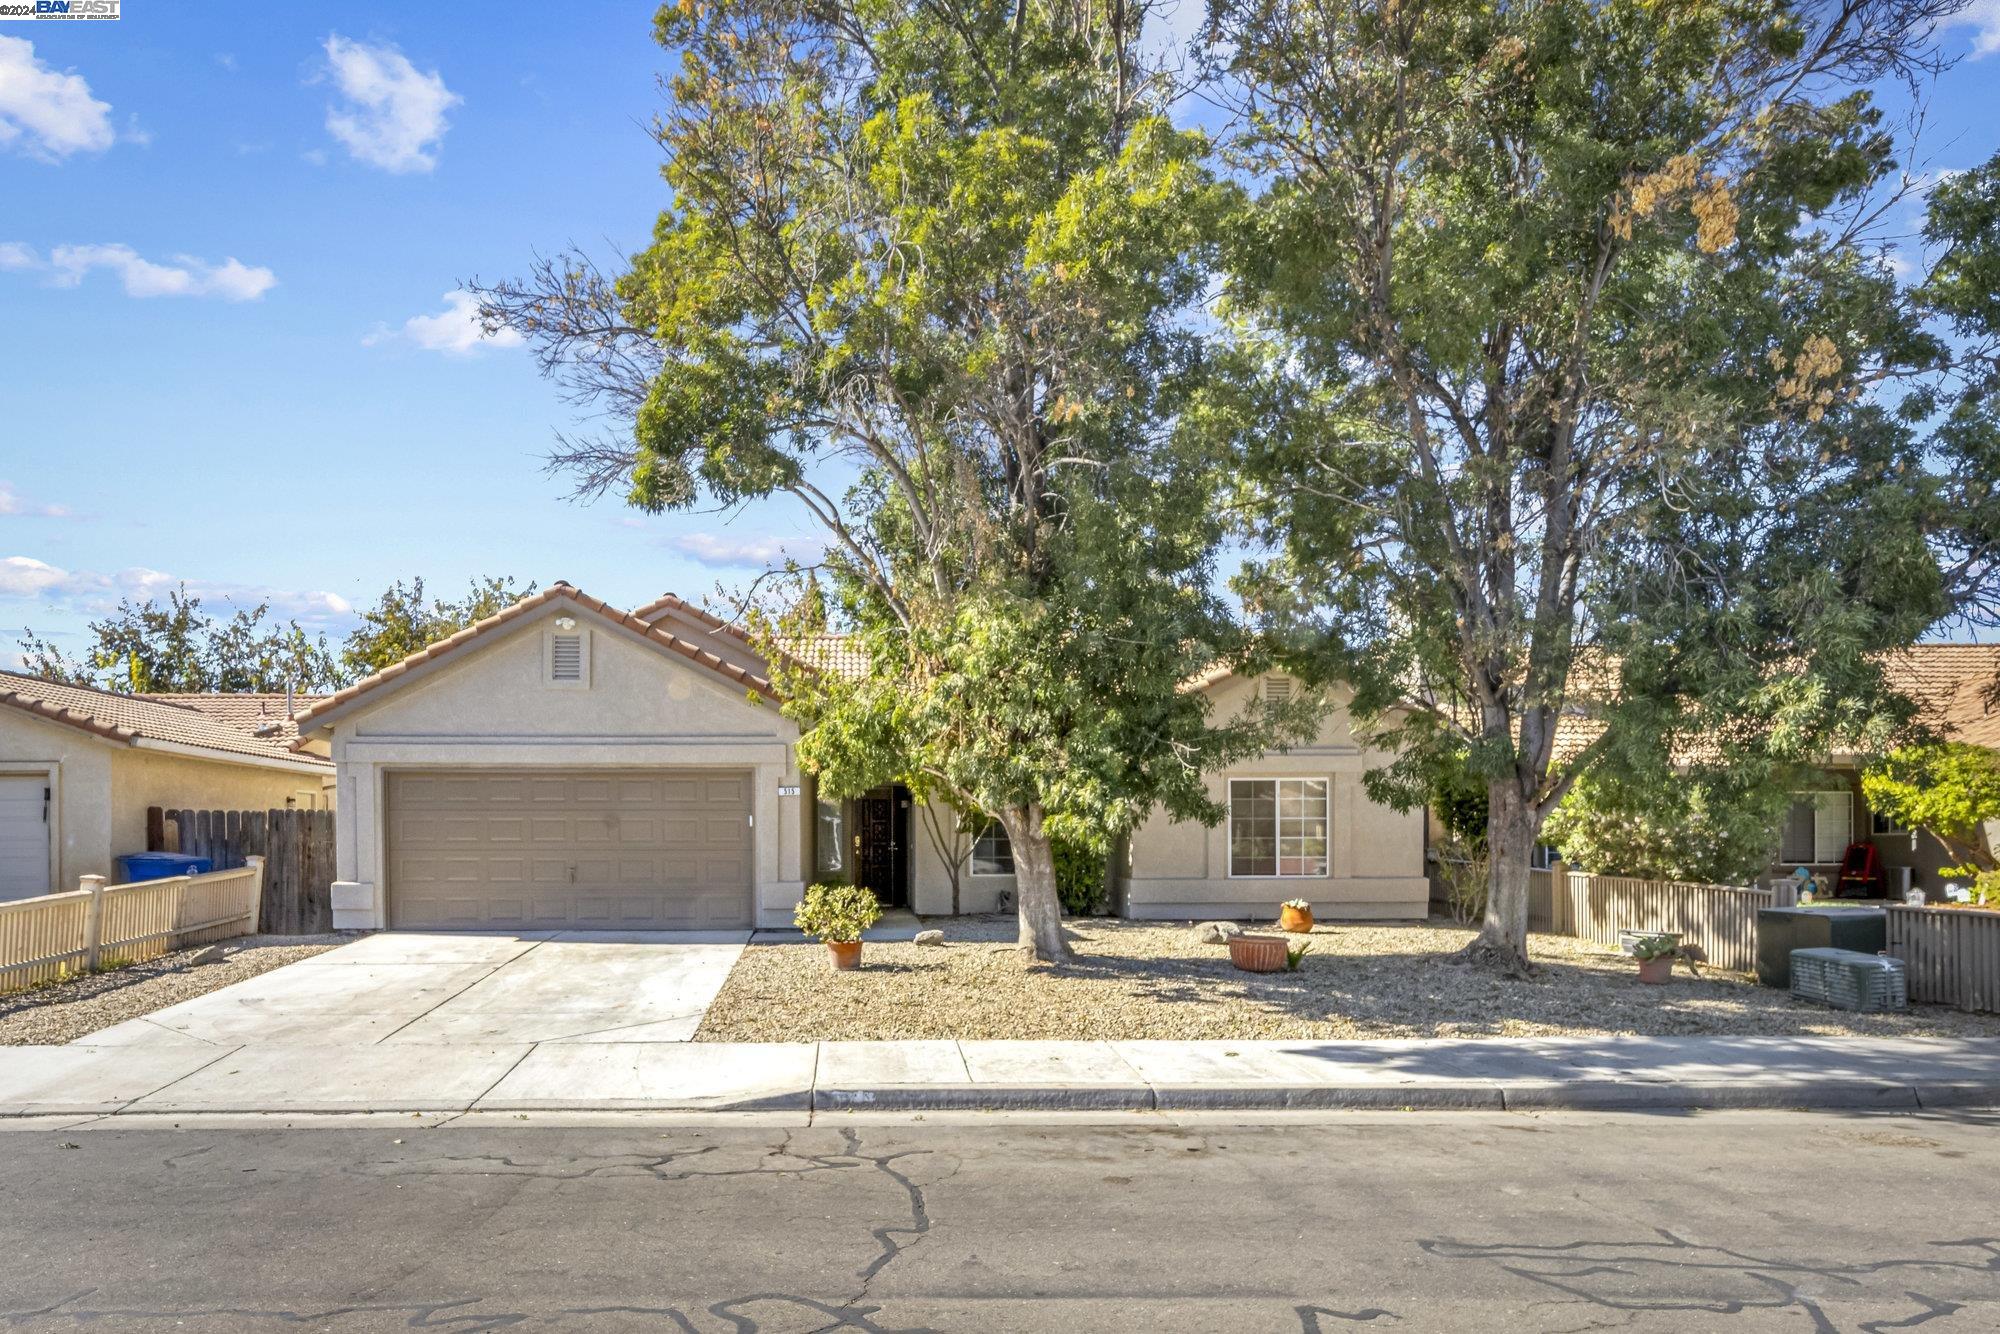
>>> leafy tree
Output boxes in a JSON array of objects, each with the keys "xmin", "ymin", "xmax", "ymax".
[
  {"xmin": 1542, "ymin": 768, "xmax": 1794, "ymax": 886},
  {"xmin": 1209, "ymin": 0, "xmax": 1959, "ymax": 972},
  {"xmin": 479, "ymin": 0, "xmax": 1296, "ymax": 960},
  {"xmin": 17, "ymin": 587, "xmax": 343, "ymax": 693},
  {"xmin": 340, "ymin": 576, "xmax": 537, "ymax": 680},
  {"xmin": 1862, "ymin": 743, "xmax": 2000, "ymax": 898}
]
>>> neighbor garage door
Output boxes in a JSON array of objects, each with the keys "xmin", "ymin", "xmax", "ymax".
[{"xmin": 386, "ymin": 770, "xmax": 753, "ymax": 929}]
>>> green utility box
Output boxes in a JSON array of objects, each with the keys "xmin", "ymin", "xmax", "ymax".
[{"xmin": 1755, "ymin": 907, "xmax": 1887, "ymax": 989}]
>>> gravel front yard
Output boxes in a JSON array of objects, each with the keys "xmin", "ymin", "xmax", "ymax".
[
  {"xmin": 696, "ymin": 916, "xmax": 2000, "ymax": 1042},
  {"xmin": 0, "ymin": 935, "xmax": 351, "ymax": 1046}
]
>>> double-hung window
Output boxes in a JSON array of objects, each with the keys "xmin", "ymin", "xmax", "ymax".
[
  {"xmin": 971, "ymin": 820, "xmax": 1014, "ymax": 876},
  {"xmin": 1229, "ymin": 778, "xmax": 1330, "ymax": 877}
]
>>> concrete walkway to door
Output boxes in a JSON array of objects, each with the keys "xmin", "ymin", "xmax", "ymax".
[{"xmin": 77, "ymin": 930, "xmax": 748, "ymax": 1049}]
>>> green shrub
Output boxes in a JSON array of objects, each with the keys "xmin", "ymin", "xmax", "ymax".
[
  {"xmin": 793, "ymin": 882, "xmax": 882, "ymax": 943},
  {"xmin": 1052, "ymin": 836, "xmax": 1107, "ymax": 915}
]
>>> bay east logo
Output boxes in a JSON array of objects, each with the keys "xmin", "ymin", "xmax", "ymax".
[{"xmin": 0, "ymin": 0, "xmax": 121, "ymax": 19}]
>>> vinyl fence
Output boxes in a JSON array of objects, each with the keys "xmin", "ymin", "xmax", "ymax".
[
  {"xmin": 151, "ymin": 807, "xmax": 335, "ymax": 934},
  {"xmin": 0, "ymin": 860, "xmax": 264, "ymax": 994},
  {"xmin": 1885, "ymin": 905, "xmax": 2000, "ymax": 1013},
  {"xmin": 1529, "ymin": 867, "xmax": 1774, "ymax": 974}
]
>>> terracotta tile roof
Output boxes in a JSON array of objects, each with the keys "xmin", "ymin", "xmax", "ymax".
[
  {"xmin": 0, "ymin": 672, "xmax": 333, "ymax": 768},
  {"xmin": 1546, "ymin": 642, "xmax": 2000, "ymax": 765},
  {"xmin": 291, "ymin": 583, "xmax": 779, "ymax": 736},
  {"xmin": 630, "ymin": 592, "xmax": 754, "ymax": 642},
  {"xmin": 137, "ymin": 693, "xmax": 326, "ymax": 746},
  {"xmin": 777, "ymin": 634, "xmax": 871, "ymax": 681}
]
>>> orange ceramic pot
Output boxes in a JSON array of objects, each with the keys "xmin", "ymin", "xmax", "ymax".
[
  {"xmin": 1636, "ymin": 955, "xmax": 1672, "ymax": 985},
  {"xmin": 1279, "ymin": 905, "xmax": 1314, "ymax": 934},
  {"xmin": 828, "ymin": 940, "xmax": 863, "ymax": 971},
  {"xmin": 1228, "ymin": 934, "xmax": 1289, "ymax": 973}
]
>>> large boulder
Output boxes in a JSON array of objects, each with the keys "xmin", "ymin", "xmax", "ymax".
[
  {"xmin": 1190, "ymin": 921, "xmax": 1244, "ymax": 945},
  {"xmin": 913, "ymin": 929, "xmax": 946, "ymax": 947}
]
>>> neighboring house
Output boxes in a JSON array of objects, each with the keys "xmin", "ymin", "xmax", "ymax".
[
  {"xmin": 294, "ymin": 582, "xmax": 1429, "ymax": 932},
  {"xmin": 0, "ymin": 673, "xmax": 336, "ymax": 901},
  {"xmin": 1762, "ymin": 644, "xmax": 2000, "ymax": 898}
]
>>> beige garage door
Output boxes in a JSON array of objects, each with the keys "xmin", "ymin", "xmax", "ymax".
[{"xmin": 386, "ymin": 770, "xmax": 753, "ymax": 930}]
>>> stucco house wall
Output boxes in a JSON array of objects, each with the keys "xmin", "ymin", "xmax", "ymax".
[
  {"xmin": 1123, "ymin": 674, "xmax": 1428, "ymax": 921},
  {"xmin": 2, "ymin": 707, "xmax": 329, "ymax": 896},
  {"xmin": 319, "ymin": 600, "xmax": 808, "ymax": 930}
]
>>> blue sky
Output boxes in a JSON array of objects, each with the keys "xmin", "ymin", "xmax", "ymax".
[{"xmin": 2, "ymin": 3, "xmax": 1998, "ymax": 668}]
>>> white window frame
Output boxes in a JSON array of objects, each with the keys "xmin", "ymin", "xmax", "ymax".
[
  {"xmin": 543, "ymin": 627, "xmax": 591, "ymax": 689},
  {"xmin": 1227, "ymin": 776, "xmax": 1331, "ymax": 879},
  {"xmin": 1871, "ymin": 809, "xmax": 1911, "ymax": 837},
  {"xmin": 1780, "ymin": 790, "xmax": 1853, "ymax": 865},
  {"xmin": 970, "ymin": 819, "xmax": 1014, "ymax": 877}
]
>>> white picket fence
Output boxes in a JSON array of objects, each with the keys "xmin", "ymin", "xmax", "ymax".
[
  {"xmin": 1528, "ymin": 866, "xmax": 1775, "ymax": 974},
  {"xmin": 0, "ymin": 859, "xmax": 265, "ymax": 994}
]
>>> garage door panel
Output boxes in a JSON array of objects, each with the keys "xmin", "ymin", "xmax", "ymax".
[{"xmin": 388, "ymin": 769, "xmax": 753, "ymax": 929}]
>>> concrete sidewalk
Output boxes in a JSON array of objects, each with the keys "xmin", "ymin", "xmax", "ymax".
[{"xmin": 3, "ymin": 1035, "xmax": 1999, "ymax": 1118}]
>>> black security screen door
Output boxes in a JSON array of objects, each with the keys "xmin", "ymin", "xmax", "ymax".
[{"xmin": 855, "ymin": 785, "xmax": 910, "ymax": 908}]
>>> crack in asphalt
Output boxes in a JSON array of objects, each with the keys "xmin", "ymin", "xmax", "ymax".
[{"xmin": 1420, "ymin": 1231, "xmax": 2000, "ymax": 1330}]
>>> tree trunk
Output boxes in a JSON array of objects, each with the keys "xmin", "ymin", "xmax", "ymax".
[
  {"xmin": 1003, "ymin": 805, "xmax": 1070, "ymax": 963},
  {"xmin": 1458, "ymin": 780, "xmax": 1535, "ymax": 975}
]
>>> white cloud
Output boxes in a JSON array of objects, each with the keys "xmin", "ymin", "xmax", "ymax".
[
  {"xmin": 1951, "ymin": 0, "xmax": 2000, "ymax": 57},
  {"xmin": 3, "ymin": 243, "xmax": 277, "ymax": 301},
  {"xmin": 0, "ymin": 556, "xmax": 352, "ymax": 626},
  {"xmin": 0, "ymin": 37, "xmax": 115, "ymax": 161},
  {"xmin": 321, "ymin": 34, "xmax": 459, "ymax": 173},
  {"xmin": 365, "ymin": 290, "xmax": 522, "ymax": 356},
  {"xmin": 670, "ymin": 532, "xmax": 826, "ymax": 569},
  {"xmin": 0, "ymin": 483, "xmax": 71, "ymax": 519}
]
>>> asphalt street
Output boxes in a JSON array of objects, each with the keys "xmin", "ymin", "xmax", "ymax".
[{"xmin": 3, "ymin": 1108, "xmax": 1998, "ymax": 1331}]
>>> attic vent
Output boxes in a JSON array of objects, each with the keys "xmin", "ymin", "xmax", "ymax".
[
  {"xmin": 1264, "ymin": 676, "xmax": 1294, "ymax": 705},
  {"xmin": 546, "ymin": 629, "xmax": 588, "ymax": 686}
]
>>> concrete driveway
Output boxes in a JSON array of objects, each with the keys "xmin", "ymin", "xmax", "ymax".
[{"xmin": 81, "ymin": 930, "xmax": 749, "ymax": 1049}]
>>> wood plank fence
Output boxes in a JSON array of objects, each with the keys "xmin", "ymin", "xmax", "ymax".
[
  {"xmin": 1885, "ymin": 905, "xmax": 2000, "ymax": 1013},
  {"xmin": 0, "ymin": 862, "xmax": 264, "ymax": 993},
  {"xmin": 1529, "ymin": 867, "xmax": 1774, "ymax": 974},
  {"xmin": 150, "ymin": 807, "xmax": 335, "ymax": 935}
]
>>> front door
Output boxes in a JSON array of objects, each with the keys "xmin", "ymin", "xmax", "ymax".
[{"xmin": 854, "ymin": 785, "xmax": 909, "ymax": 908}]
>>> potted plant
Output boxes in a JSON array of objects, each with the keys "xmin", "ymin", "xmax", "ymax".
[
  {"xmin": 794, "ymin": 882, "xmax": 882, "ymax": 971},
  {"xmin": 1228, "ymin": 933, "xmax": 1290, "ymax": 973},
  {"xmin": 1279, "ymin": 898, "xmax": 1314, "ymax": 933},
  {"xmin": 1628, "ymin": 932, "xmax": 1685, "ymax": 985}
]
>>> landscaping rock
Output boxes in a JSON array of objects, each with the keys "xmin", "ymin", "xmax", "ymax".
[
  {"xmin": 1190, "ymin": 921, "xmax": 1243, "ymax": 945},
  {"xmin": 913, "ymin": 930, "xmax": 946, "ymax": 947}
]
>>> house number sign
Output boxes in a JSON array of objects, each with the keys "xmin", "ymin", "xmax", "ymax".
[{"xmin": 776, "ymin": 785, "xmax": 801, "ymax": 797}]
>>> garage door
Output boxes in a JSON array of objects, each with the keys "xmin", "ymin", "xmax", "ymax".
[
  {"xmin": 386, "ymin": 770, "xmax": 753, "ymax": 929},
  {"xmin": 0, "ymin": 775, "xmax": 51, "ymax": 902}
]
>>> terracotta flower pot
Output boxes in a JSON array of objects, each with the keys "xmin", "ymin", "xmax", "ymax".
[
  {"xmin": 1228, "ymin": 933, "xmax": 1289, "ymax": 973},
  {"xmin": 1279, "ymin": 905, "xmax": 1314, "ymax": 933},
  {"xmin": 827, "ymin": 940, "xmax": 863, "ymax": 971},
  {"xmin": 1636, "ymin": 955, "xmax": 1672, "ymax": 985}
]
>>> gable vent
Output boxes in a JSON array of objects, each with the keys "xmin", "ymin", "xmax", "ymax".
[
  {"xmin": 550, "ymin": 633, "xmax": 584, "ymax": 683},
  {"xmin": 1264, "ymin": 676, "xmax": 1294, "ymax": 705}
]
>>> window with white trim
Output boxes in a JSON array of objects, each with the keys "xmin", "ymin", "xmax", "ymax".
[
  {"xmin": 1780, "ymin": 790, "xmax": 1852, "ymax": 864},
  {"xmin": 1229, "ymin": 778, "xmax": 1330, "ymax": 877},
  {"xmin": 1871, "ymin": 809, "xmax": 1911, "ymax": 836},
  {"xmin": 545, "ymin": 628, "xmax": 590, "ymax": 687},
  {"xmin": 971, "ymin": 820, "xmax": 1014, "ymax": 876}
]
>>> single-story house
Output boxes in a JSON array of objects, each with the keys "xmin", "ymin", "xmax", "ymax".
[
  {"xmin": 0, "ymin": 674, "xmax": 335, "ymax": 901},
  {"xmin": 294, "ymin": 582, "xmax": 1429, "ymax": 932},
  {"xmin": 1761, "ymin": 644, "xmax": 2000, "ymax": 898}
]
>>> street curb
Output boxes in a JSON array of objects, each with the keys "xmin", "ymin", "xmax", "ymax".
[{"xmin": 814, "ymin": 1085, "xmax": 1157, "ymax": 1112}]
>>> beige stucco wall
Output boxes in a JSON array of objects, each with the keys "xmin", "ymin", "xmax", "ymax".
[
  {"xmin": 2, "ymin": 707, "xmax": 333, "ymax": 895},
  {"xmin": 1123, "ymin": 675, "xmax": 1428, "ymax": 921},
  {"xmin": 320, "ymin": 601, "xmax": 807, "ymax": 930},
  {"xmin": 910, "ymin": 796, "xmax": 1015, "ymax": 915}
]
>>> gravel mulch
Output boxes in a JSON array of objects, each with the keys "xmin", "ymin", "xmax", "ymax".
[
  {"xmin": 0, "ymin": 934, "xmax": 352, "ymax": 1046},
  {"xmin": 695, "ymin": 916, "xmax": 2000, "ymax": 1042}
]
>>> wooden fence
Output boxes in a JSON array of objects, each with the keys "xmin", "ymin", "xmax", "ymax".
[
  {"xmin": 1529, "ymin": 867, "xmax": 1774, "ymax": 974},
  {"xmin": 1885, "ymin": 905, "xmax": 2000, "ymax": 1013},
  {"xmin": 150, "ymin": 807, "xmax": 335, "ymax": 934},
  {"xmin": 0, "ymin": 862, "xmax": 264, "ymax": 994}
]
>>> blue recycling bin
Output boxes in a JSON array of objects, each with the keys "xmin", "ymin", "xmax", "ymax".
[{"xmin": 117, "ymin": 852, "xmax": 213, "ymax": 882}]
